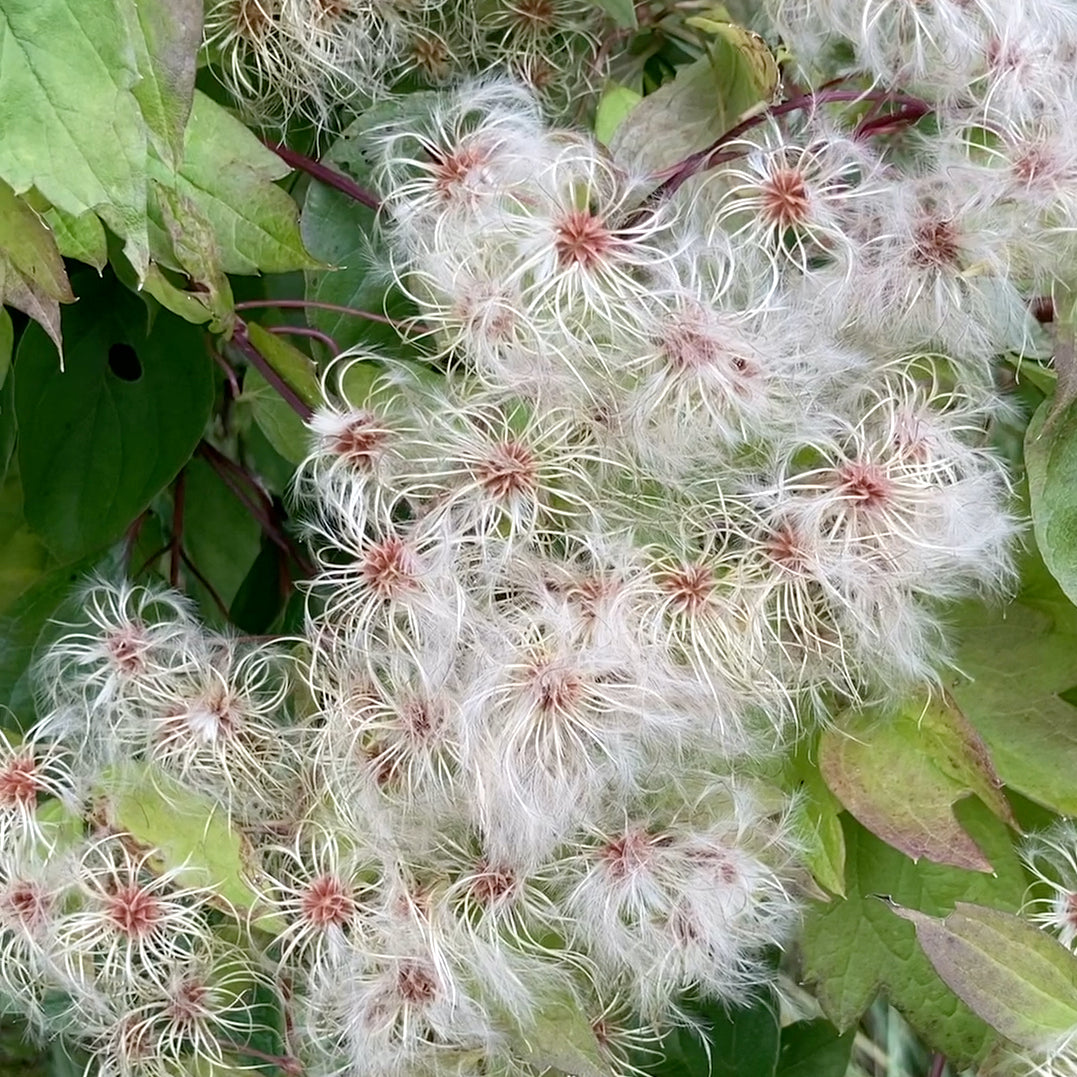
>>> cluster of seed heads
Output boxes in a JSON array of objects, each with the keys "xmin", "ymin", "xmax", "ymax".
[
  {"xmin": 10, "ymin": 0, "xmax": 1077, "ymax": 1075},
  {"xmin": 202, "ymin": 0, "xmax": 610, "ymax": 126}
]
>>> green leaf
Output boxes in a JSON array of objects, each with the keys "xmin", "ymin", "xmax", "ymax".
[
  {"xmin": 181, "ymin": 456, "xmax": 262, "ymax": 610},
  {"xmin": 0, "ymin": 308, "xmax": 11, "ymax": 392},
  {"xmin": 100, "ymin": 762, "xmax": 282, "ymax": 926},
  {"xmin": 784, "ymin": 737, "xmax": 847, "ymax": 896},
  {"xmin": 510, "ymin": 988, "xmax": 609, "ymax": 1077},
  {"xmin": 40, "ymin": 205, "xmax": 107, "ymax": 271},
  {"xmin": 890, "ymin": 902, "xmax": 1077, "ymax": 1052},
  {"xmin": 0, "ymin": 0, "xmax": 149, "ymax": 274},
  {"xmin": 800, "ymin": 802, "xmax": 1027, "ymax": 1065},
  {"xmin": 950, "ymin": 548, "xmax": 1077, "ymax": 816},
  {"xmin": 301, "ymin": 103, "xmax": 427, "ymax": 357},
  {"xmin": 0, "ymin": 559, "xmax": 90, "ymax": 724},
  {"xmin": 243, "ymin": 365, "xmax": 309, "ymax": 467},
  {"xmin": 609, "ymin": 31, "xmax": 777, "ymax": 176},
  {"xmin": 819, "ymin": 692, "xmax": 1016, "ymax": 872},
  {"xmin": 1026, "ymin": 394, "xmax": 1077, "ymax": 607},
  {"xmin": 147, "ymin": 181, "xmax": 235, "ymax": 330},
  {"xmin": 636, "ymin": 992, "xmax": 780, "ymax": 1077},
  {"xmin": 587, "ymin": 0, "xmax": 637, "ymax": 29},
  {"xmin": 0, "ymin": 180, "xmax": 74, "ymax": 354},
  {"xmin": 775, "ymin": 1019, "xmax": 854, "ymax": 1077},
  {"xmin": 594, "ymin": 83, "xmax": 643, "ymax": 146},
  {"xmin": 0, "ymin": 469, "xmax": 50, "ymax": 614},
  {"xmin": 246, "ymin": 322, "xmax": 321, "ymax": 406},
  {"xmin": 123, "ymin": 0, "xmax": 201, "ymax": 169},
  {"xmin": 229, "ymin": 539, "xmax": 286, "ymax": 635},
  {"xmin": 148, "ymin": 91, "xmax": 317, "ymax": 276},
  {"xmin": 14, "ymin": 271, "xmax": 213, "ymax": 563}
]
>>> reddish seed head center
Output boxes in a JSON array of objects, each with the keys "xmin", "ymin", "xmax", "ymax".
[
  {"xmin": 235, "ymin": 0, "xmax": 274, "ymax": 39},
  {"xmin": 107, "ymin": 627, "xmax": 146, "ymax": 674},
  {"xmin": 760, "ymin": 167, "xmax": 811, "ymax": 228},
  {"xmin": 301, "ymin": 874, "xmax": 356, "ymax": 927},
  {"xmin": 476, "ymin": 440, "xmax": 537, "ymax": 500},
  {"xmin": 168, "ymin": 978, "xmax": 210, "ymax": 1024},
  {"xmin": 912, "ymin": 217, "xmax": 960, "ymax": 267},
  {"xmin": 400, "ymin": 697, "xmax": 439, "ymax": 741},
  {"xmin": 837, "ymin": 461, "xmax": 892, "ymax": 508},
  {"xmin": 511, "ymin": 0, "xmax": 556, "ymax": 29},
  {"xmin": 470, "ymin": 861, "xmax": 516, "ymax": 905},
  {"xmin": 432, "ymin": 142, "xmax": 488, "ymax": 200},
  {"xmin": 2, "ymin": 881, "xmax": 49, "ymax": 928},
  {"xmin": 333, "ymin": 413, "xmax": 386, "ymax": 467},
  {"xmin": 1065, "ymin": 891, "xmax": 1077, "ymax": 929},
  {"xmin": 660, "ymin": 563, "xmax": 713, "ymax": 614},
  {"xmin": 554, "ymin": 210, "xmax": 616, "ymax": 270},
  {"xmin": 0, "ymin": 756, "xmax": 41, "ymax": 808},
  {"xmin": 601, "ymin": 829, "xmax": 653, "ymax": 880},
  {"xmin": 765, "ymin": 525, "xmax": 807, "ymax": 572},
  {"xmin": 529, "ymin": 663, "xmax": 583, "ymax": 713},
  {"xmin": 396, "ymin": 959, "xmax": 438, "ymax": 1005},
  {"xmin": 106, "ymin": 884, "xmax": 162, "ymax": 937},
  {"xmin": 362, "ymin": 536, "xmax": 417, "ymax": 597}
]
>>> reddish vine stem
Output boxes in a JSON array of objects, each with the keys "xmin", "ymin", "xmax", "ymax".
[
  {"xmin": 180, "ymin": 550, "xmax": 231, "ymax": 619},
  {"xmin": 269, "ymin": 324, "xmax": 341, "ymax": 356},
  {"xmin": 264, "ymin": 140, "xmax": 382, "ymax": 211},
  {"xmin": 643, "ymin": 86, "xmax": 932, "ymax": 204},
  {"xmin": 216, "ymin": 1039, "xmax": 304, "ymax": 1076},
  {"xmin": 235, "ymin": 298, "xmax": 406, "ymax": 328},
  {"xmin": 928, "ymin": 1052, "xmax": 947, "ymax": 1077},
  {"xmin": 197, "ymin": 441, "xmax": 315, "ymax": 577},
  {"xmin": 170, "ymin": 470, "xmax": 186, "ymax": 589},
  {"xmin": 210, "ymin": 344, "xmax": 241, "ymax": 400},
  {"xmin": 123, "ymin": 511, "xmax": 149, "ymax": 573},
  {"xmin": 230, "ymin": 320, "xmax": 313, "ymax": 422}
]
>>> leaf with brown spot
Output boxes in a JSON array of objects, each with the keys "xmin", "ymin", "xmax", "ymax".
[{"xmin": 820, "ymin": 692, "xmax": 1016, "ymax": 872}]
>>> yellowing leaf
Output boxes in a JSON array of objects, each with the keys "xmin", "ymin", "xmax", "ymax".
[
  {"xmin": 820, "ymin": 692, "xmax": 1017, "ymax": 873},
  {"xmin": 595, "ymin": 83, "xmax": 642, "ymax": 146},
  {"xmin": 801, "ymin": 803, "xmax": 1026, "ymax": 1065},
  {"xmin": 686, "ymin": 16, "xmax": 779, "ymax": 109},
  {"xmin": 101, "ymin": 762, "xmax": 281, "ymax": 928},
  {"xmin": 124, "ymin": 0, "xmax": 201, "ymax": 169},
  {"xmin": 0, "ymin": 180, "xmax": 73, "ymax": 355},
  {"xmin": 148, "ymin": 92, "xmax": 318, "ymax": 276},
  {"xmin": 0, "ymin": 0, "xmax": 150, "ymax": 275}
]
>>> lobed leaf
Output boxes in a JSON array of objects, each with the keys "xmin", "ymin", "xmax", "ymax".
[
  {"xmin": 800, "ymin": 803, "xmax": 1027, "ymax": 1065},
  {"xmin": 775, "ymin": 1019, "xmax": 855, "ymax": 1077},
  {"xmin": 950, "ymin": 548, "xmax": 1077, "ymax": 816},
  {"xmin": 148, "ymin": 92, "xmax": 318, "ymax": 277},
  {"xmin": 819, "ymin": 692, "xmax": 1016, "ymax": 872},
  {"xmin": 0, "ymin": 0, "xmax": 150, "ymax": 274}
]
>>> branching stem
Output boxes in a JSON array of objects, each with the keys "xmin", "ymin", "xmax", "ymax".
[
  {"xmin": 644, "ymin": 86, "xmax": 931, "ymax": 203},
  {"xmin": 230, "ymin": 320, "xmax": 314, "ymax": 422},
  {"xmin": 264, "ymin": 140, "xmax": 381, "ymax": 211},
  {"xmin": 235, "ymin": 298, "xmax": 406, "ymax": 328}
]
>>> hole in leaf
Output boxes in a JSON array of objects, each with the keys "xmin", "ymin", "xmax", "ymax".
[{"xmin": 108, "ymin": 343, "xmax": 142, "ymax": 382}]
